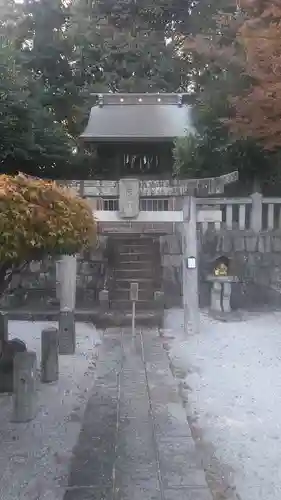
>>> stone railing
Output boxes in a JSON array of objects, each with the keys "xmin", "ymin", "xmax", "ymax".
[
  {"xmin": 62, "ymin": 179, "xmax": 281, "ymax": 232},
  {"xmin": 92, "ymin": 193, "xmax": 281, "ymax": 233},
  {"xmin": 197, "ymin": 193, "xmax": 281, "ymax": 232},
  {"xmin": 94, "ymin": 197, "xmax": 172, "ymax": 212}
]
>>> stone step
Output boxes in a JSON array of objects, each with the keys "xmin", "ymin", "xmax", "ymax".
[
  {"xmin": 99, "ymin": 311, "xmax": 163, "ymax": 329},
  {"xmin": 117, "ymin": 247, "xmax": 154, "ymax": 255},
  {"xmin": 113, "ymin": 237, "xmax": 154, "ymax": 245},
  {"xmin": 114, "ymin": 268, "xmax": 154, "ymax": 279},
  {"xmin": 115, "ymin": 238, "xmax": 155, "ymax": 245},
  {"xmin": 95, "ymin": 310, "xmax": 162, "ymax": 328},
  {"xmin": 115, "ymin": 260, "xmax": 154, "ymax": 269},
  {"xmin": 114, "ymin": 279, "xmax": 156, "ymax": 291},
  {"xmin": 111, "ymin": 289, "xmax": 154, "ymax": 301},
  {"xmin": 116, "ymin": 241, "xmax": 154, "ymax": 248},
  {"xmin": 114, "ymin": 286, "xmax": 155, "ymax": 295},
  {"xmin": 110, "ymin": 300, "xmax": 154, "ymax": 311},
  {"xmin": 115, "ymin": 276, "xmax": 155, "ymax": 289},
  {"xmin": 118, "ymin": 252, "xmax": 153, "ymax": 262}
]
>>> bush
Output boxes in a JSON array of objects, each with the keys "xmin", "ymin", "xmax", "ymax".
[{"xmin": 0, "ymin": 173, "xmax": 96, "ymax": 295}]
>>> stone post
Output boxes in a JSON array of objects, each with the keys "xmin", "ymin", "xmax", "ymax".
[
  {"xmin": 41, "ymin": 327, "xmax": 59, "ymax": 383},
  {"xmin": 99, "ymin": 289, "xmax": 109, "ymax": 312},
  {"xmin": 59, "ymin": 255, "xmax": 77, "ymax": 354},
  {"xmin": 182, "ymin": 196, "xmax": 200, "ymax": 335},
  {"xmin": 12, "ymin": 351, "xmax": 37, "ymax": 423},
  {"xmin": 251, "ymin": 192, "xmax": 263, "ymax": 232},
  {"xmin": 210, "ymin": 282, "xmax": 222, "ymax": 312},
  {"xmin": 59, "ymin": 254, "xmax": 77, "ymax": 310},
  {"xmin": 222, "ymin": 282, "xmax": 231, "ymax": 313},
  {"xmin": 0, "ymin": 311, "xmax": 8, "ymax": 354},
  {"xmin": 59, "ymin": 307, "xmax": 75, "ymax": 355}
]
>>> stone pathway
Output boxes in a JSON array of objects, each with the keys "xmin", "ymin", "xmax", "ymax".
[{"xmin": 63, "ymin": 329, "xmax": 212, "ymax": 500}]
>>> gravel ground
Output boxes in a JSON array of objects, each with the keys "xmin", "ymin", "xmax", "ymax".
[
  {"xmin": 164, "ymin": 308, "xmax": 281, "ymax": 500},
  {"xmin": 0, "ymin": 321, "xmax": 101, "ymax": 500}
]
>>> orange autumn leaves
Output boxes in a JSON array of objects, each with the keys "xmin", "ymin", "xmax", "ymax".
[
  {"xmin": 185, "ymin": 0, "xmax": 281, "ymax": 150},
  {"xmin": 0, "ymin": 174, "xmax": 96, "ymax": 263},
  {"xmin": 228, "ymin": 0, "xmax": 281, "ymax": 149}
]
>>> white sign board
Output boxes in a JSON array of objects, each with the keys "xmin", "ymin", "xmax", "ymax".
[
  {"xmin": 119, "ymin": 178, "xmax": 139, "ymax": 218},
  {"xmin": 130, "ymin": 282, "xmax": 139, "ymax": 301},
  {"xmin": 187, "ymin": 257, "xmax": 196, "ymax": 269}
]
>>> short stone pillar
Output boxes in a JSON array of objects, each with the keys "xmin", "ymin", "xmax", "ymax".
[
  {"xmin": 211, "ymin": 281, "xmax": 222, "ymax": 311},
  {"xmin": 222, "ymin": 282, "xmax": 232, "ymax": 313},
  {"xmin": 59, "ymin": 254, "xmax": 77, "ymax": 310},
  {"xmin": 0, "ymin": 338, "xmax": 27, "ymax": 393},
  {"xmin": 99, "ymin": 289, "xmax": 109, "ymax": 312},
  {"xmin": 41, "ymin": 327, "xmax": 59, "ymax": 383},
  {"xmin": 58, "ymin": 254, "xmax": 77, "ymax": 355},
  {"xmin": 12, "ymin": 351, "xmax": 37, "ymax": 423},
  {"xmin": 59, "ymin": 308, "xmax": 75, "ymax": 355}
]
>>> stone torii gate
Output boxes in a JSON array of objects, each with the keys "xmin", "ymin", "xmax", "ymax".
[
  {"xmin": 57, "ymin": 171, "xmax": 238, "ymax": 344},
  {"xmin": 93, "ymin": 171, "xmax": 238, "ymax": 335}
]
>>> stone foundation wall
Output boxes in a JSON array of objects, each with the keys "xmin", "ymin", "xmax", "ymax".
[
  {"xmin": 159, "ymin": 229, "xmax": 281, "ymax": 310},
  {"xmin": 199, "ymin": 230, "xmax": 281, "ymax": 309},
  {"xmin": 3, "ymin": 227, "xmax": 281, "ymax": 312},
  {"xmin": 0, "ymin": 237, "xmax": 108, "ymax": 310}
]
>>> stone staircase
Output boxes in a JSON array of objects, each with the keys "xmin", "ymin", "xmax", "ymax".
[{"xmin": 108, "ymin": 235, "xmax": 162, "ymax": 325}]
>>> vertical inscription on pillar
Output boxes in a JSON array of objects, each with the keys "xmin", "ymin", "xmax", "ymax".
[{"xmin": 119, "ymin": 178, "xmax": 139, "ymax": 218}]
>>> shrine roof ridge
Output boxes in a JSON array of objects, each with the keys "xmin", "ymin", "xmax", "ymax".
[{"xmin": 90, "ymin": 93, "xmax": 189, "ymax": 106}]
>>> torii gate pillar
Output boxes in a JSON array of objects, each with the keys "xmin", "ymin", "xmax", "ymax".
[{"xmin": 183, "ymin": 196, "xmax": 199, "ymax": 335}]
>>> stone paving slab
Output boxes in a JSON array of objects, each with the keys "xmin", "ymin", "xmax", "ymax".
[
  {"xmin": 164, "ymin": 488, "xmax": 215, "ymax": 500},
  {"xmin": 63, "ymin": 329, "xmax": 212, "ymax": 500},
  {"xmin": 64, "ymin": 486, "xmax": 112, "ymax": 500}
]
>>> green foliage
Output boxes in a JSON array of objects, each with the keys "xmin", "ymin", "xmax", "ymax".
[
  {"xmin": 68, "ymin": 0, "xmax": 191, "ymax": 94},
  {"xmin": 0, "ymin": 32, "xmax": 76, "ymax": 178},
  {"xmin": 0, "ymin": 0, "xmax": 202, "ymax": 178},
  {"xmin": 3, "ymin": 0, "xmax": 275, "ymax": 183},
  {"xmin": 18, "ymin": 0, "xmax": 84, "ymax": 136}
]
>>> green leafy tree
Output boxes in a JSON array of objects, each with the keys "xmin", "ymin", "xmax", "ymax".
[
  {"xmin": 68, "ymin": 0, "xmax": 191, "ymax": 93},
  {"xmin": 17, "ymin": 0, "xmax": 83, "ymax": 136},
  {"xmin": 0, "ymin": 39, "xmax": 74, "ymax": 178}
]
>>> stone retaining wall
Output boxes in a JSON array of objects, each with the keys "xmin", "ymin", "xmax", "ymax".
[
  {"xmin": 199, "ymin": 230, "xmax": 281, "ymax": 309},
  {"xmin": 159, "ymin": 229, "xmax": 281, "ymax": 309},
  {"xmin": 3, "ymin": 228, "xmax": 281, "ymax": 311},
  {"xmin": 0, "ymin": 237, "xmax": 108, "ymax": 310}
]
